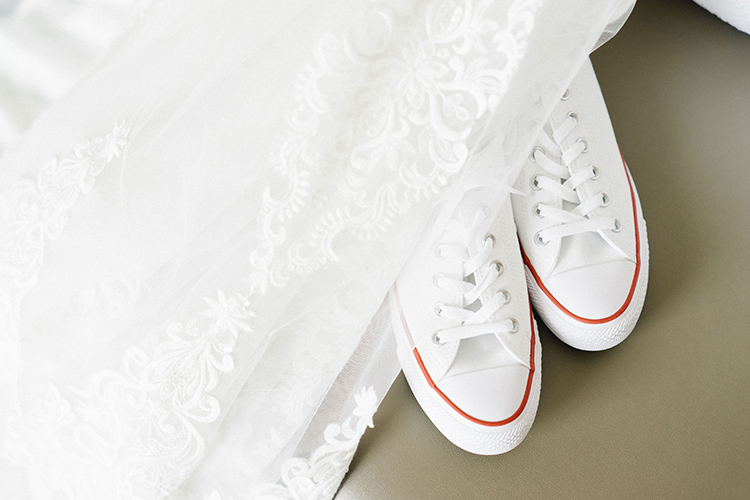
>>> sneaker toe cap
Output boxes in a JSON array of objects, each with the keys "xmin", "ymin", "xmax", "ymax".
[
  {"xmin": 436, "ymin": 364, "xmax": 530, "ymax": 423},
  {"xmin": 544, "ymin": 259, "xmax": 636, "ymax": 320}
]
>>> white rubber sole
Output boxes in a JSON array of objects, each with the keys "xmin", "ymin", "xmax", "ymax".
[
  {"xmin": 389, "ymin": 290, "xmax": 542, "ymax": 455},
  {"xmin": 524, "ymin": 167, "xmax": 650, "ymax": 351}
]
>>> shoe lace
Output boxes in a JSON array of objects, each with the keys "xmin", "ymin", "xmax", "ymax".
[
  {"xmin": 529, "ymin": 103, "xmax": 620, "ymax": 247},
  {"xmin": 431, "ymin": 208, "xmax": 518, "ymax": 345}
]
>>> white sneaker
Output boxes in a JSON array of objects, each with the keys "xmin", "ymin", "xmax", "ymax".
[
  {"xmin": 511, "ymin": 58, "xmax": 649, "ymax": 351},
  {"xmin": 391, "ymin": 190, "xmax": 541, "ymax": 455}
]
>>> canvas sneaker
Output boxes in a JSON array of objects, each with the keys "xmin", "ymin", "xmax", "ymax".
[
  {"xmin": 511, "ymin": 58, "xmax": 649, "ymax": 351},
  {"xmin": 390, "ymin": 189, "xmax": 541, "ymax": 455}
]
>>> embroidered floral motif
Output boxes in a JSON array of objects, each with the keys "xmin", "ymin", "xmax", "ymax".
[
  {"xmin": 4, "ymin": 291, "xmax": 254, "ymax": 500},
  {"xmin": 0, "ymin": 121, "xmax": 131, "ymax": 447},
  {"xmin": 253, "ymin": 386, "xmax": 378, "ymax": 500},
  {"xmin": 249, "ymin": 0, "xmax": 540, "ymax": 291},
  {"xmin": 234, "ymin": 283, "xmax": 375, "ymax": 480},
  {"xmin": 0, "ymin": 121, "xmax": 131, "ymax": 319}
]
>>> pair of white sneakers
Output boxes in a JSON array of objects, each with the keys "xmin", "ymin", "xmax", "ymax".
[{"xmin": 390, "ymin": 59, "xmax": 649, "ymax": 455}]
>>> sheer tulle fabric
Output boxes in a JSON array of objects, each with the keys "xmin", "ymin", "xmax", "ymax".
[
  {"xmin": 0, "ymin": 0, "xmax": 148, "ymax": 156},
  {"xmin": 0, "ymin": 0, "xmax": 633, "ymax": 498}
]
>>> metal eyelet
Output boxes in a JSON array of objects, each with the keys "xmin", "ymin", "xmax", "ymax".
[
  {"xmin": 529, "ymin": 146, "xmax": 544, "ymax": 163},
  {"xmin": 509, "ymin": 318, "xmax": 519, "ymax": 333},
  {"xmin": 613, "ymin": 219, "xmax": 622, "ymax": 232},
  {"xmin": 532, "ymin": 203, "xmax": 544, "ymax": 219},
  {"xmin": 534, "ymin": 231, "xmax": 548, "ymax": 246},
  {"xmin": 590, "ymin": 165, "xmax": 600, "ymax": 179},
  {"xmin": 484, "ymin": 233, "xmax": 495, "ymax": 247},
  {"xmin": 600, "ymin": 192, "xmax": 610, "ymax": 207},
  {"xmin": 566, "ymin": 111, "xmax": 579, "ymax": 124},
  {"xmin": 530, "ymin": 175, "xmax": 542, "ymax": 191},
  {"xmin": 432, "ymin": 331, "xmax": 445, "ymax": 345},
  {"xmin": 433, "ymin": 303, "xmax": 444, "ymax": 317},
  {"xmin": 576, "ymin": 138, "xmax": 589, "ymax": 153},
  {"xmin": 561, "ymin": 88, "xmax": 571, "ymax": 101},
  {"xmin": 501, "ymin": 289, "xmax": 511, "ymax": 304},
  {"xmin": 491, "ymin": 260, "xmax": 504, "ymax": 274}
]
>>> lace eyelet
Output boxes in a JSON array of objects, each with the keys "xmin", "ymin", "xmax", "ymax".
[
  {"xmin": 600, "ymin": 192, "xmax": 609, "ymax": 207},
  {"xmin": 529, "ymin": 175, "xmax": 542, "ymax": 191},
  {"xmin": 613, "ymin": 219, "xmax": 622, "ymax": 232},
  {"xmin": 532, "ymin": 203, "xmax": 544, "ymax": 219},
  {"xmin": 501, "ymin": 289, "xmax": 511, "ymax": 304},
  {"xmin": 534, "ymin": 231, "xmax": 548, "ymax": 247},
  {"xmin": 576, "ymin": 138, "xmax": 589, "ymax": 153},
  {"xmin": 433, "ymin": 303, "xmax": 444, "ymax": 317},
  {"xmin": 529, "ymin": 146, "xmax": 544, "ymax": 163},
  {"xmin": 491, "ymin": 260, "xmax": 505, "ymax": 276},
  {"xmin": 561, "ymin": 88, "xmax": 571, "ymax": 101},
  {"xmin": 432, "ymin": 331, "xmax": 445, "ymax": 345},
  {"xmin": 509, "ymin": 318, "xmax": 519, "ymax": 333},
  {"xmin": 590, "ymin": 165, "xmax": 600, "ymax": 179},
  {"xmin": 566, "ymin": 111, "xmax": 578, "ymax": 124},
  {"xmin": 433, "ymin": 245, "xmax": 442, "ymax": 258},
  {"xmin": 484, "ymin": 233, "xmax": 495, "ymax": 247},
  {"xmin": 491, "ymin": 260, "xmax": 504, "ymax": 274},
  {"xmin": 432, "ymin": 273, "xmax": 445, "ymax": 288}
]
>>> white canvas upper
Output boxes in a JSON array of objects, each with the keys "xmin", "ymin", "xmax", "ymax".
[
  {"xmin": 391, "ymin": 189, "xmax": 540, "ymax": 454},
  {"xmin": 511, "ymin": 58, "xmax": 649, "ymax": 350}
]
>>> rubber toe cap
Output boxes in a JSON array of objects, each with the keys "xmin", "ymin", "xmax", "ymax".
[
  {"xmin": 544, "ymin": 259, "xmax": 636, "ymax": 320},
  {"xmin": 437, "ymin": 364, "xmax": 530, "ymax": 422}
]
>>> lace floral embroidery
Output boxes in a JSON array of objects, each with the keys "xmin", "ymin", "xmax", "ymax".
[
  {"xmin": 249, "ymin": 0, "xmax": 540, "ymax": 291},
  {"xmin": 4, "ymin": 291, "xmax": 254, "ymax": 500},
  {"xmin": 0, "ymin": 121, "xmax": 131, "ymax": 419},
  {"xmin": 0, "ymin": 124, "xmax": 257, "ymax": 500},
  {"xmin": 252, "ymin": 386, "xmax": 378, "ymax": 500},
  {"xmin": 0, "ymin": 121, "xmax": 131, "ymax": 320}
]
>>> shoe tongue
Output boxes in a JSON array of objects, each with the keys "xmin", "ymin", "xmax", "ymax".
[
  {"xmin": 552, "ymin": 228, "xmax": 630, "ymax": 277},
  {"xmin": 444, "ymin": 334, "xmax": 522, "ymax": 378},
  {"xmin": 548, "ymin": 193, "xmax": 633, "ymax": 276},
  {"xmin": 442, "ymin": 273, "xmax": 528, "ymax": 379}
]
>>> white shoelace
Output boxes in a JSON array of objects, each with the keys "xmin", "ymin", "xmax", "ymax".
[
  {"xmin": 530, "ymin": 106, "xmax": 620, "ymax": 246},
  {"xmin": 431, "ymin": 208, "xmax": 518, "ymax": 345}
]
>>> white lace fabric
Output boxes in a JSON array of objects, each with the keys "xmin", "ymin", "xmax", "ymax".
[{"xmin": 0, "ymin": 1, "xmax": 634, "ymax": 499}]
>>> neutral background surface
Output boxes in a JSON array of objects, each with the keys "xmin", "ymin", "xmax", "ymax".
[{"xmin": 338, "ymin": 0, "xmax": 750, "ymax": 498}]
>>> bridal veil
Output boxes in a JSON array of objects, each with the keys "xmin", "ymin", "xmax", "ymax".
[{"xmin": 0, "ymin": 0, "xmax": 634, "ymax": 498}]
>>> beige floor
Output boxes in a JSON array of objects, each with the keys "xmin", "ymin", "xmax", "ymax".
[{"xmin": 337, "ymin": 1, "xmax": 750, "ymax": 498}]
